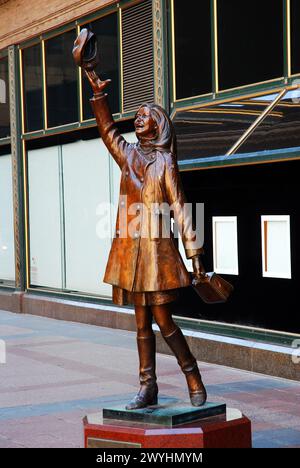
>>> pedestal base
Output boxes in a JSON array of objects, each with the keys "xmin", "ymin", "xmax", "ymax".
[{"xmin": 83, "ymin": 401, "xmax": 252, "ymax": 448}]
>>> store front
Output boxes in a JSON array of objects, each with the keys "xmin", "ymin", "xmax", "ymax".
[{"xmin": 0, "ymin": 0, "xmax": 299, "ymax": 357}]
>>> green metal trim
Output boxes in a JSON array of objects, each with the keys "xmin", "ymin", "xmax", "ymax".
[
  {"xmin": 283, "ymin": 0, "xmax": 289, "ymax": 78},
  {"xmin": 21, "ymin": 112, "xmax": 127, "ymax": 140},
  {"xmin": 0, "ymin": 284, "xmax": 16, "ymax": 291},
  {"xmin": 41, "ymin": 23, "xmax": 77, "ymax": 42},
  {"xmin": 18, "ymin": 37, "xmax": 41, "ymax": 50},
  {"xmin": 8, "ymin": 46, "xmax": 26, "ymax": 291},
  {"xmin": 174, "ymin": 317, "xmax": 300, "ymax": 347},
  {"xmin": 25, "ymin": 285, "xmax": 133, "ymax": 310},
  {"xmin": 158, "ymin": 0, "xmax": 169, "ymax": 110},
  {"xmin": 172, "ymin": 78, "xmax": 286, "ymax": 111},
  {"xmin": 167, "ymin": 0, "xmax": 176, "ymax": 110},
  {"xmin": 210, "ymin": 0, "xmax": 217, "ymax": 95},
  {"xmin": 0, "ymin": 49, "xmax": 8, "ymax": 59},
  {"xmin": 117, "ymin": 5, "xmax": 123, "ymax": 115},
  {"xmin": 120, "ymin": 0, "xmax": 145, "ymax": 9},
  {"xmin": 0, "ymin": 137, "xmax": 11, "ymax": 147},
  {"xmin": 78, "ymin": 2, "xmax": 118, "ymax": 27},
  {"xmin": 178, "ymin": 146, "xmax": 300, "ymax": 171}
]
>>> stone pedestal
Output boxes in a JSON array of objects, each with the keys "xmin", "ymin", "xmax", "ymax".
[{"xmin": 83, "ymin": 399, "xmax": 252, "ymax": 448}]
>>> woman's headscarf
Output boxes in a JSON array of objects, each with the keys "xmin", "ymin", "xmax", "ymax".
[{"xmin": 136, "ymin": 103, "xmax": 177, "ymax": 158}]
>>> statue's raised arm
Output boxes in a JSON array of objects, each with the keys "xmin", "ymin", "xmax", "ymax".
[{"xmin": 73, "ymin": 29, "xmax": 129, "ymax": 170}]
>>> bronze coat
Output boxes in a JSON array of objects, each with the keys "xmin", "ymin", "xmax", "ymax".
[{"xmin": 91, "ymin": 94, "xmax": 203, "ymax": 292}]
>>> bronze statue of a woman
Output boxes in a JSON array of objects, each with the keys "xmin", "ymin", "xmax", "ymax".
[{"xmin": 78, "ymin": 37, "xmax": 207, "ymax": 409}]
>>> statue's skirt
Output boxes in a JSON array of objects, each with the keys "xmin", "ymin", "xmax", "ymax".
[{"xmin": 112, "ymin": 286, "xmax": 179, "ymax": 306}]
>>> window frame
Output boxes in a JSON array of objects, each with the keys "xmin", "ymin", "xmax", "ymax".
[
  {"xmin": 169, "ymin": 0, "xmax": 293, "ymax": 109},
  {"xmin": 18, "ymin": 0, "xmax": 148, "ymax": 142}
]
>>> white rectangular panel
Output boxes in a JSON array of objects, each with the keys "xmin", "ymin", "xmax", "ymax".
[
  {"xmin": 261, "ymin": 215, "xmax": 291, "ymax": 279},
  {"xmin": 28, "ymin": 146, "xmax": 62, "ymax": 288},
  {"xmin": 213, "ymin": 216, "xmax": 239, "ymax": 275},
  {"xmin": 0, "ymin": 154, "xmax": 15, "ymax": 281}
]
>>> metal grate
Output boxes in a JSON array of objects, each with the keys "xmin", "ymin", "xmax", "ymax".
[{"xmin": 122, "ymin": 0, "xmax": 154, "ymax": 113}]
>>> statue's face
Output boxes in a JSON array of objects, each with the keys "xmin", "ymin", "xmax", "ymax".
[{"xmin": 134, "ymin": 106, "xmax": 157, "ymax": 139}]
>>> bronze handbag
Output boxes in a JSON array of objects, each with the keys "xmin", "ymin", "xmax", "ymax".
[{"xmin": 191, "ymin": 272, "xmax": 234, "ymax": 304}]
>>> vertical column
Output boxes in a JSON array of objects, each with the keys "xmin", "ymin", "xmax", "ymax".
[
  {"xmin": 153, "ymin": 0, "xmax": 168, "ymax": 109},
  {"xmin": 8, "ymin": 45, "xmax": 25, "ymax": 291}
]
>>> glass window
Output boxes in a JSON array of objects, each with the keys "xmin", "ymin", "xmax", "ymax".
[
  {"xmin": 28, "ymin": 146, "xmax": 63, "ymax": 288},
  {"xmin": 82, "ymin": 13, "xmax": 120, "ymax": 119},
  {"xmin": 22, "ymin": 44, "xmax": 43, "ymax": 132},
  {"xmin": 236, "ymin": 89, "xmax": 300, "ymax": 154},
  {"xmin": 172, "ymin": 92, "xmax": 278, "ymax": 160},
  {"xmin": 0, "ymin": 150, "xmax": 15, "ymax": 283},
  {"xmin": 261, "ymin": 215, "xmax": 291, "ymax": 279},
  {"xmin": 45, "ymin": 30, "xmax": 78, "ymax": 128},
  {"xmin": 173, "ymin": 0, "xmax": 212, "ymax": 100},
  {"xmin": 0, "ymin": 56, "xmax": 10, "ymax": 139},
  {"xmin": 213, "ymin": 216, "xmax": 239, "ymax": 275},
  {"xmin": 27, "ymin": 132, "xmax": 136, "ymax": 295},
  {"xmin": 62, "ymin": 138, "xmax": 113, "ymax": 296},
  {"xmin": 217, "ymin": 0, "xmax": 284, "ymax": 90},
  {"xmin": 291, "ymin": 0, "xmax": 300, "ymax": 75}
]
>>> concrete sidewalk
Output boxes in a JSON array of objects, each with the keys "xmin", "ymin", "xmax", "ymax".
[{"xmin": 0, "ymin": 309, "xmax": 299, "ymax": 448}]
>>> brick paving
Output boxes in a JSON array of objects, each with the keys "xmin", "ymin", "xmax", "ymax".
[{"xmin": 0, "ymin": 310, "xmax": 299, "ymax": 448}]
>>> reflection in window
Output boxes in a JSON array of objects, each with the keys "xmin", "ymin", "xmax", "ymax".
[
  {"xmin": 0, "ymin": 57, "xmax": 10, "ymax": 139},
  {"xmin": 82, "ymin": 13, "xmax": 120, "ymax": 119},
  {"xmin": 173, "ymin": 0, "xmax": 212, "ymax": 100},
  {"xmin": 22, "ymin": 44, "xmax": 43, "ymax": 132},
  {"xmin": 217, "ymin": 0, "xmax": 283, "ymax": 90},
  {"xmin": 291, "ymin": 0, "xmax": 300, "ymax": 75},
  {"xmin": 236, "ymin": 89, "xmax": 300, "ymax": 154},
  {"xmin": 261, "ymin": 216, "xmax": 291, "ymax": 279},
  {"xmin": 45, "ymin": 30, "xmax": 78, "ymax": 128},
  {"xmin": 172, "ymin": 93, "xmax": 277, "ymax": 160}
]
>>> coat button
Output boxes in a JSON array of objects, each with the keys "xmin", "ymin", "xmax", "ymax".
[
  {"xmin": 116, "ymin": 229, "xmax": 120, "ymax": 236},
  {"xmin": 134, "ymin": 232, "xmax": 140, "ymax": 239},
  {"xmin": 140, "ymin": 177, "xmax": 144, "ymax": 183},
  {"xmin": 125, "ymin": 171, "xmax": 129, "ymax": 176}
]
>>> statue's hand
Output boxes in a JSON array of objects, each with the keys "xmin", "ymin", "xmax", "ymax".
[
  {"xmin": 85, "ymin": 70, "xmax": 111, "ymax": 95},
  {"xmin": 192, "ymin": 255, "xmax": 207, "ymax": 284}
]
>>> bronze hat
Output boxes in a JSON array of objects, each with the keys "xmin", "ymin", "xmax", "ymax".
[{"xmin": 72, "ymin": 28, "xmax": 99, "ymax": 70}]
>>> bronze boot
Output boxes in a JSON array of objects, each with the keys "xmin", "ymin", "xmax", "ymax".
[
  {"xmin": 126, "ymin": 335, "xmax": 158, "ymax": 410},
  {"xmin": 163, "ymin": 328, "xmax": 207, "ymax": 407}
]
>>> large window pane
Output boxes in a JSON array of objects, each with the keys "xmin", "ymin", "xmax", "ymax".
[
  {"xmin": 0, "ymin": 151, "xmax": 15, "ymax": 282},
  {"xmin": 173, "ymin": 0, "xmax": 212, "ymax": 100},
  {"xmin": 22, "ymin": 45, "xmax": 43, "ymax": 132},
  {"xmin": 28, "ymin": 146, "xmax": 63, "ymax": 288},
  {"xmin": 291, "ymin": 0, "xmax": 300, "ymax": 75},
  {"xmin": 172, "ymin": 92, "xmax": 277, "ymax": 160},
  {"xmin": 0, "ymin": 57, "xmax": 10, "ymax": 139},
  {"xmin": 45, "ymin": 30, "xmax": 78, "ymax": 128},
  {"xmin": 217, "ymin": 0, "xmax": 284, "ymax": 90},
  {"xmin": 62, "ymin": 139, "xmax": 113, "ymax": 296},
  {"xmin": 237, "ymin": 90, "xmax": 300, "ymax": 154},
  {"xmin": 82, "ymin": 13, "xmax": 120, "ymax": 119}
]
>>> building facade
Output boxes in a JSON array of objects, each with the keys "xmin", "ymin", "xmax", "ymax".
[{"xmin": 0, "ymin": 0, "xmax": 299, "ymax": 376}]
